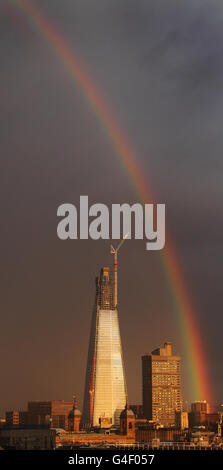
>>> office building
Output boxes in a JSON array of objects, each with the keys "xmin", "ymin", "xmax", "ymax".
[
  {"xmin": 27, "ymin": 401, "xmax": 74, "ymax": 430},
  {"xmin": 191, "ymin": 401, "xmax": 210, "ymax": 413},
  {"xmin": 175, "ymin": 411, "xmax": 189, "ymax": 429},
  {"xmin": 142, "ymin": 342, "xmax": 182, "ymax": 426},
  {"xmin": 5, "ymin": 411, "xmax": 19, "ymax": 427}
]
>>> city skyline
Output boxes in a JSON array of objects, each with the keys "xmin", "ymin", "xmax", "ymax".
[
  {"xmin": 1, "ymin": 0, "xmax": 222, "ymax": 417},
  {"xmin": 1, "ymin": 252, "xmax": 218, "ymax": 417}
]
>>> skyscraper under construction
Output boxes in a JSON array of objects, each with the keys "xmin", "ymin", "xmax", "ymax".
[{"xmin": 82, "ymin": 254, "xmax": 127, "ymax": 428}]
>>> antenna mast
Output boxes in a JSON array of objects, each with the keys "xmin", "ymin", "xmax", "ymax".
[{"xmin": 110, "ymin": 234, "xmax": 128, "ymax": 308}]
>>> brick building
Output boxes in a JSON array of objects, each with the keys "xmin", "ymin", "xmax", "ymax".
[{"xmin": 5, "ymin": 401, "xmax": 74, "ymax": 431}]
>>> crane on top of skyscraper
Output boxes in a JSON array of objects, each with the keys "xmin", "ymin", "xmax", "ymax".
[{"xmin": 110, "ymin": 233, "xmax": 128, "ymax": 309}]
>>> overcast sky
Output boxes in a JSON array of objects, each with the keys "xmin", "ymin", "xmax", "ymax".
[{"xmin": 0, "ymin": 0, "xmax": 222, "ymax": 415}]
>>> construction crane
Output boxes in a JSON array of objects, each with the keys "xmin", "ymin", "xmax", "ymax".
[{"xmin": 110, "ymin": 233, "xmax": 128, "ymax": 309}]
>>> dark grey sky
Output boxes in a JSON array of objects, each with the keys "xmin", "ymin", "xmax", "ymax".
[{"xmin": 0, "ymin": 0, "xmax": 222, "ymax": 416}]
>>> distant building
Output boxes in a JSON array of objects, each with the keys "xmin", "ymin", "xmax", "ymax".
[
  {"xmin": 136, "ymin": 426, "xmax": 184, "ymax": 444},
  {"xmin": 55, "ymin": 405, "xmax": 136, "ymax": 447},
  {"xmin": 188, "ymin": 409, "xmax": 222, "ymax": 431},
  {"xmin": 5, "ymin": 411, "xmax": 29, "ymax": 427},
  {"xmin": 188, "ymin": 411, "xmax": 206, "ymax": 428},
  {"xmin": 98, "ymin": 417, "xmax": 112, "ymax": 429},
  {"xmin": 0, "ymin": 427, "xmax": 56, "ymax": 450},
  {"xmin": 211, "ymin": 403, "xmax": 223, "ymax": 413},
  {"xmin": 5, "ymin": 411, "xmax": 20, "ymax": 426},
  {"xmin": 0, "ymin": 419, "xmax": 6, "ymax": 429},
  {"xmin": 27, "ymin": 401, "xmax": 73, "ymax": 430},
  {"xmin": 19, "ymin": 411, "xmax": 29, "ymax": 426},
  {"xmin": 142, "ymin": 342, "xmax": 182, "ymax": 426},
  {"xmin": 68, "ymin": 397, "xmax": 82, "ymax": 433},
  {"xmin": 206, "ymin": 413, "xmax": 222, "ymax": 431},
  {"xmin": 191, "ymin": 401, "xmax": 210, "ymax": 413},
  {"xmin": 5, "ymin": 401, "xmax": 75, "ymax": 431},
  {"xmin": 120, "ymin": 405, "xmax": 135, "ymax": 439},
  {"xmin": 189, "ymin": 401, "xmax": 211, "ymax": 429},
  {"xmin": 175, "ymin": 411, "xmax": 188, "ymax": 430},
  {"xmin": 129, "ymin": 405, "xmax": 144, "ymax": 419}
]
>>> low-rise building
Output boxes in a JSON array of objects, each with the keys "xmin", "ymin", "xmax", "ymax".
[
  {"xmin": 0, "ymin": 427, "xmax": 56, "ymax": 450},
  {"xmin": 5, "ymin": 411, "xmax": 20, "ymax": 426}
]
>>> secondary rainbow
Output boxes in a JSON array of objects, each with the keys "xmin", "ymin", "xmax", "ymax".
[{"xmin": 10, "ymin": 0, "xmax": 212, "ymax": 403}]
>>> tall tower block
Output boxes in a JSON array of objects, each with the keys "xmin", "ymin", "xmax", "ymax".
[
  {"xmin": 142, "ymin": 342, "xmax": 182, "ymax": 427},
  {"xmin": 82, "ymin": 266, "xmax": 127, "ymax": 428}
]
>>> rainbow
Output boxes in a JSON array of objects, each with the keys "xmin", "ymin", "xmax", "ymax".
[{"xmin": 9, "ymin": 0, "xmax": 212, "ymax": 403}]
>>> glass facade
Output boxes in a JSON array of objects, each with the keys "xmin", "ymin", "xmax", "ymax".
[
  {"xmin": 82, "ymin": 267, "xmax": 127, "ymax": 428},
  {"xmin": 93, "ymin": 309, "xmax": 127, "ymax": 426}
]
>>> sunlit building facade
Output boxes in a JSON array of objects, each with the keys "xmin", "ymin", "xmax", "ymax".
[
  {"xmin": 82, "ymin": 267, "xmax": 127, "ymax": 428},
  {"xmin": 142, "ymin": 342, "xmax": 182, "ymax": 426},
  {"xmin": 191, "ymin": 401, "xmax": 210, "ymax": 413}
]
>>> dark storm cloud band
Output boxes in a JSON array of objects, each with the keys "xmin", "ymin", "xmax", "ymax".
[{"xmin": 9, "ymin": 0, "xmax": 213, "ymax": 403}]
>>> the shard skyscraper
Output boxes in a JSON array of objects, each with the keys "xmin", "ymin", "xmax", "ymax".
[{"xmin": 82, "ymin": 257, "xmax": 127, "ymax": 428}]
